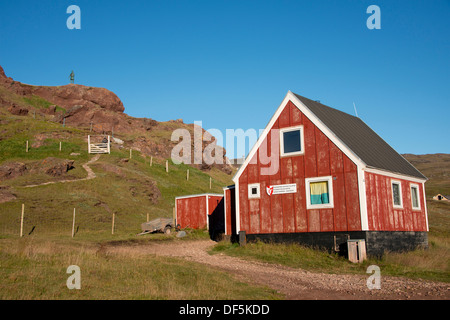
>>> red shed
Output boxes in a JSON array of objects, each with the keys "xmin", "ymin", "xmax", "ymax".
[
  {"xmin": 230, "ymin": 91, "xmax": 428, "ymax": 256},
  {"xmin": 175, "ymin": 194, "xmax": 224, "ymax": 232}
]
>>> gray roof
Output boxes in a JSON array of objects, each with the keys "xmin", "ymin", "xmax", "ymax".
[{"xmin": 293, "ymin": 93, "xmax": 426, "ymax": 180}]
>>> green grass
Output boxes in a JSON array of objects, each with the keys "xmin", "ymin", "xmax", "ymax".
[
  {"xmin": 0, "ymin": 238, "xmax": 280, "ymax": 300},
  {"xmin": 22, "ymin": 95, "xmax": 65, "ymax": 113},
  {"xmin": 0, "ymin": 117, "xmax": 86, "ymax": 163},
  {"xmin": 0, "ymin": 111, "xmax": 234, "ymax": 239},
  {"xmin": 0, "ymin": 109, "xmax": 251, "ymax": 300}
]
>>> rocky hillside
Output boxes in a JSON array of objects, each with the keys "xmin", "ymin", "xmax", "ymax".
[{"xmin": 0, "ymin": 65, "xmax": 233, "ymax": 174}]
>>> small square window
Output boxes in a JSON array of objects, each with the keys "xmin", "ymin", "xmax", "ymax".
[
  {"xmin": 283, "ymin": 130, "xmax": 301, "ymax": 153},
  {"xmin": 280, "ymin": 126, "xmax": 304, "ymax": 157},
  {"xmin": 248, "ymin": 183, "xmax": 260, "ymax": 199}
]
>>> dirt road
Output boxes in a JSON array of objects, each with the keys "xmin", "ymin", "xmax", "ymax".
[{"xmin": 106, "ymin": 239, "xmax": 449, "ymax": 300}]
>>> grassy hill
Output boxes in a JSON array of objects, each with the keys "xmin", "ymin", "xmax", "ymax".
[
  {"xmin": 403, "ymin": 153, "xmax": 450, "ymax": 239},
  {"xmin": 0, "ymin": 110, "xmax": 235, "ymax": 239}
]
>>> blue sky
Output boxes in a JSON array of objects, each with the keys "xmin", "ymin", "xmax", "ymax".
[{"xmin": 1, "ymin": 0, "xmax": 449, "ymax": 158}]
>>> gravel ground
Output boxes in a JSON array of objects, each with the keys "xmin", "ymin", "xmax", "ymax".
[{"xmin": 106, "ymin": 239, "xmax": 449, "ymax": 300}]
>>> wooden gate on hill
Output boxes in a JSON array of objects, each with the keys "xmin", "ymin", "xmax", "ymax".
[{"xmin": 88, "ymin": 135, "xmax": 110, "ymax": 154}]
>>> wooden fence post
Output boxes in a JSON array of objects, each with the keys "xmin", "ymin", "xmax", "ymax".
[
  {"xmin": 112, "ymin": 213, "xmax": 115, "ymax": 235},
  {"xmin": 150, "ymin": 156, "xmax": 153, "ymax": 167},
  {"xmin": 26, "ymin": 141, "xmax": 28, "ymax": 153},
  {"xmin": 59, "ymin": 141, "xmax": 62, "ymax": 152},
  {"xmin": 20, "ymin": 204, "xmax": 24, "ymax": 237},
  {"xmin": 130, "ymin": 148, "xmax": 132, "ymax": 159},
  {"xmin": 166, "ymin": 160, "xmax": 168, "ymax": 173},
  {"xmin": 88, "ymin": 135, "xmax": 91, "ymax": 154},
  {"xmin": 72, "ymin": 208, "xmax": 76, "ymax": 238},
  {"xmin": 210, "ymin": 177, "xmax": 212, "ymax": 189},
  {"xmin": 186, "ymin": 169, "xmax": 189, "ymax": 180}
]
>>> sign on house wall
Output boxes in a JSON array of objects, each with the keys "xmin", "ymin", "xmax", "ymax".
[{"xmin": 266, "ymin": 183, "xmax": 297, "ymax": 196}]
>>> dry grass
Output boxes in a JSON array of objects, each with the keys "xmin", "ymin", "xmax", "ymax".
[
  {"xmin": 0, "ymin": 238, "xmax": 280, "ymax": 300},
  {"xmin": 380, "ymin": 235, "xmax": 449, "ymax": 276}
]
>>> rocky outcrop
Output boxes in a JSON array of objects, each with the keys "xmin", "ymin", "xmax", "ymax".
[
  {"xmin": 0, "ymin": 65, "xmax": 234, "ymax": 175},
  {"xmin": 0, "ymin": 162, "xmax": 27, "ymax": 180},
  {"xmin": 0, "ymin": 65, "xmax": 124, "ymax": 113},
  {"xmin": 8, "ymin": 104, "xmax": 29, "ymax": 116},
  {"xmin": 0, "ymin": 158, "xmax": 75, "ymax": 181},
  {"xmin": 32, "ymin": 157, "xmax": 75, "ymax": 177},
  {"xmin": 32, "ymin": 84, "xmax": 125, "ymax": 113}
]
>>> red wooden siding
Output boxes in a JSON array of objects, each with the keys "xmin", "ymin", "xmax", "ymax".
[
  {"xmin": 176, "ymin": 194, "xmax": 224, "ymax": 230},
  {"xmin": 238, "ymin": 101, "xmax": 361, "ymax": 234},
  {"xmin": 176, "ymin": 196, "xmax": 206, "ymax": 229},
  {"xmin": 365, "ymin": 172, "xmax": 427, "ymax": 231}
]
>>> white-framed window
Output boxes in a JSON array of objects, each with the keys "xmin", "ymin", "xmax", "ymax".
[
  {"xmin": 248, "ymin": 183, "xmax": 260, "ymax": 199},
  {"xmin": 410, "ymin": 184, "xmax": 421, "ymax": 210},
  {"xmin": 305, "ymin": 176, "xmax": 334, "ymax": 209},
  {"xmin": 280, "ymin": 125, "xmax": 305, "ymax": 157},
  {"xmin": 391, "ymin": 180, "xmax": 403, "ymax": 209}
]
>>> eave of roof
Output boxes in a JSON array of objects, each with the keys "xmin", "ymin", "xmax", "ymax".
[{"xmin": 293, "ymin": 93, "xmax": 427, "ymax": 180}]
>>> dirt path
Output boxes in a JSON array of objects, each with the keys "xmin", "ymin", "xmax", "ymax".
[
  {"xmin": 106, "ymin": 239, "xmax": 449, "ymax": 300},
  {"xmin": 23, "ymin": 154, "xmax": 100, "ymax": 188}
]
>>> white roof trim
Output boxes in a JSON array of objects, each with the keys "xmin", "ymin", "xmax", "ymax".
[
  {"xmin": 223, "ymin": 185, "xmax": 236, "ymax": 190},
  {"xmin": 364, "ymin": 167, "xmax": 427, "ymax": 183},
  {"xmin": 175, "ymin": 193, "xmax": 223, "ymax": 200},
  {"xmin": 232, "ymin": 92, "xmax": 292, "ymax": 183}
]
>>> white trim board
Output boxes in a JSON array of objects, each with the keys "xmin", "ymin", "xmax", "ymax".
[
  {"xmin": 175, "ymin": 193, "xmax": 223, "ymax": 200},
  {"xmin": 364, "ymin": 167, "xmax": 427, "ymax": 183},
  {"xmin": 358, "ymin": 165, "xmax": 369, "ymax": 231}
]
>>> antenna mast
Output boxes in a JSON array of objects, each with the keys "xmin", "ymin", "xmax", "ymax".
[{"xmin": 353, "ymin": 102, "xmax": 359, "ymax": 118}]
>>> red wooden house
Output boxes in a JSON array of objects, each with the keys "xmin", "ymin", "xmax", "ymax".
[{"xmin": 227, "ymin": 91, "xmax": 428, "ymax": 256}]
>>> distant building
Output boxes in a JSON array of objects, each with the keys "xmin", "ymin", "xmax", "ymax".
[{"xmin": 433, "ymin": 194, "xmax": 450, "ymax": 201}]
